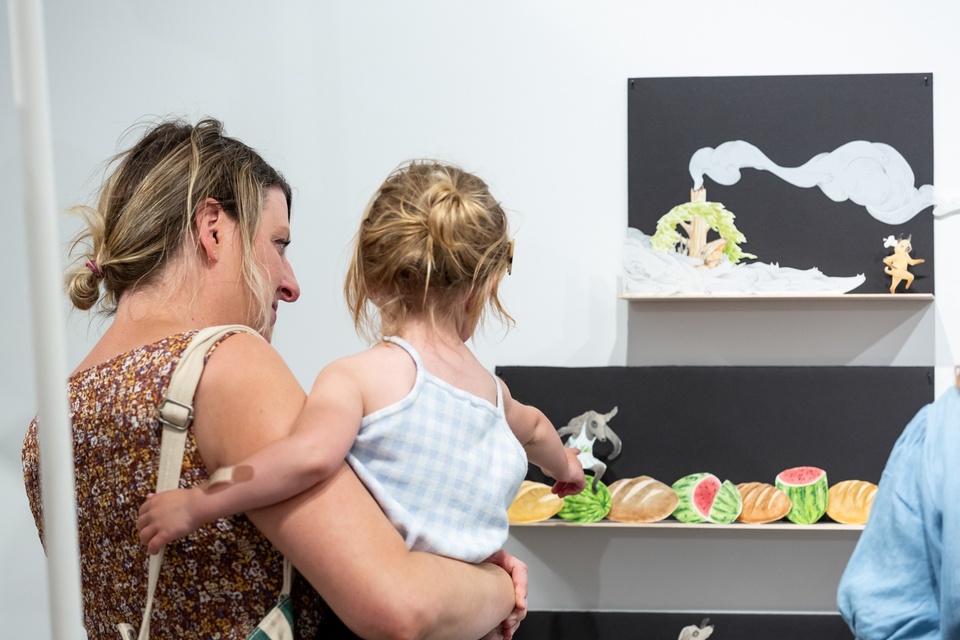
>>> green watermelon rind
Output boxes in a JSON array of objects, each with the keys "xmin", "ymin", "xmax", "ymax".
[
  {"xmin": 775, "ymin": 468, "xmax": 828, "ymax": 525},
  {"xmin": 671, "ymin": 472, "xmax": 717, "ymax": 523},
  {"xmin": 557, "ymin": 476, "xmax": 611, "ymax": 523},
  {"xmin": 707, "ymin": 479, "xmax": 743, "ymax": 524}
]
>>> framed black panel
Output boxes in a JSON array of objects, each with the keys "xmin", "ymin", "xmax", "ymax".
[
  {"xmin": 627, "ymin": 74, "xmax": 934, "ymax": 294},
  {"xmin": 518, "ymin": 611, "xmax": 852, "ymax": 640},
  {"xmin": 496, "ymin": 365, "xmax": 933, "ymax": 487}
]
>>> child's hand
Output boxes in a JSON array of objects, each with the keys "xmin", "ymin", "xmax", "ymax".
[
  {"xmin": 482, "ymin": 549, "xmax": 528, "ymax": 640},
  {"xmin": 550, "ymin": 448, "xmax": 586, "ymax": 498},
  {"xmin": 137, "ymin": 487, "xmax": 204, "ymax": 555}
]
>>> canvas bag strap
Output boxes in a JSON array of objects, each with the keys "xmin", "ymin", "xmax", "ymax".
[
  {"xmin": 281, "ymin": 555, "xmax": 293, "ymax": 596},
  {"xmin": 134, "ymin": 325, "xmax": 261, "ymax": 640}
]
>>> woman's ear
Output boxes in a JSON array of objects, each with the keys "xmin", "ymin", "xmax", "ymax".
[{"xmin": 195, "ymin": 198, "xmax": 225, "ymax": 262}]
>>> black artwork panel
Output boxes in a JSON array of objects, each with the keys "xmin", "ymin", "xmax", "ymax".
[
  {"xmin": 627, "ymin": 74, "xmax": 934, "ymax": 293},
  {"xmin": 496, "ymin": 365, "xmax": 933, "ymax": 487},
  {"xmin": 517, "ymin": 611, "xmax": 852, "ymax": 640}
]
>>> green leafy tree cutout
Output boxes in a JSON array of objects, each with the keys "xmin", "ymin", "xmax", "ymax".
[{"xmin": 651, "ymin": 199, "xmax": 756, "ymax": 267}]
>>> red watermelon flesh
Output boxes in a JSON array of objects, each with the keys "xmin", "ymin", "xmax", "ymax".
[
  {"xmin": 692, "ymin": 475, "xmax": 721, "ymax": 518},
  {"xmin": 777, "ymin": 466, "xmax": 825, "ymax": 485}
]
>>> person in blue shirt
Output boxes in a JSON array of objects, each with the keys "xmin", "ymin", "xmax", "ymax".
[{"xmin": 837, "ymin": 379, "xmax": 960, "ymax": 639}]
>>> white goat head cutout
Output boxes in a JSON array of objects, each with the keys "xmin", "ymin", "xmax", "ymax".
[{"xmin": 555, "ymin": 407, "xmax": 621, "ymax": 491}]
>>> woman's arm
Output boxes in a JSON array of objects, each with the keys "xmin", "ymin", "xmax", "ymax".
[
  {"xmin": 139, "ymin": 359, "xmax": 362, "ymax": 553},
  {"xmin": 194, "ymin": 334, "xmax": 519, "ymax": 640},
  {"xmin": 259, "ymin": 465, "xmax": 521, "ymax": 640},
  {"xmin": 837, "ymin": 401, "xmax": 940, "ymax": 639}
]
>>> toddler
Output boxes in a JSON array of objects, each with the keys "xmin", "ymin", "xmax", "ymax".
[{"xmin": 138, "ymin": 160, "xmax": 585, "ymax": 563}]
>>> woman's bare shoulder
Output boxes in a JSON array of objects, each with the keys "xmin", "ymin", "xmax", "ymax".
[{"xmin": 194, "ymin": 331, "xmax": 306, "ymax": 466}]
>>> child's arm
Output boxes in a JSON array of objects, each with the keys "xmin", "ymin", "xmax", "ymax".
[
  {"xmin": 500, "ymin": 378, "xmax": 585, "ymax": 498},
  {"xmin": 137, "ymin": 359, "xmax": 364, "ymax": 553}
]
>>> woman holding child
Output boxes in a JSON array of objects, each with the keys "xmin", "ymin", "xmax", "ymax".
[{"xmin": 21, "ymin": 117, "xmax": 525, "ymax": 639}]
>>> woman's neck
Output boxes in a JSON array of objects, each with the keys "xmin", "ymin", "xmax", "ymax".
[{"xmin": 73, "ymin": 270, "xmax": 235, "ymax": 374}]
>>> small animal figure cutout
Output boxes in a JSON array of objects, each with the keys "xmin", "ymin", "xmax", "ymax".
[
  {"xmin": 883, "ymin": 235, "xmax": 925, "ymax": 294},
  {"xmin": 556, "ymin": 407, "xmax": 621, "ymax": 491},
  {"xmin": 677, "ymin": 618, "xmax": 714, "ymax": 640}
]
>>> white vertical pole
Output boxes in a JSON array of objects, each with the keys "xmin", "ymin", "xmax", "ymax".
[{"xmin": 7, "ymin": 0, "xmax": 85, "ymax": 638}]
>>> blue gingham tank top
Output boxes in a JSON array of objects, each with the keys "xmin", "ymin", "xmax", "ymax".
[{"xmin": 346, "ymin": 336, "xmax": 528, "ymax": 562}]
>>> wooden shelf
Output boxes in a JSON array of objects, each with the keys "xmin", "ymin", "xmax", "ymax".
[
  {"xmin": 510, "ymin": 520, "xmax": 864, "ymax": 531},
  {"xmin": 620, "ymin": 293, "xmax": 934, "ymax": 302}
]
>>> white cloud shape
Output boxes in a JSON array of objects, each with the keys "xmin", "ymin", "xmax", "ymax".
[
  {"xmin": 623, "ymin": 228, "xmax": 865, "ymax": 295},
  {"xmin": 688, "ymin": 140, "xmax": 957, "ymax": 224}
]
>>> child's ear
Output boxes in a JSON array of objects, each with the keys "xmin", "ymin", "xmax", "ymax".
[{"xmin": 195, "ymin": 198, "xmax": 225, "ymax": 262}]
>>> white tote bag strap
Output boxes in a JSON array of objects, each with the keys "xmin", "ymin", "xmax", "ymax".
[
  {"xmin": 281, "ymin": 556, "xmax": 293, "ymax": 597},
  {"xmin": 128, "ymin": 325, "xmax": 261, "ymax": 640}
]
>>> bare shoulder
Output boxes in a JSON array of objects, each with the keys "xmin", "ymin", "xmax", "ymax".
[
  {"xmin": 322, "ymin": 342, "xmax": 416, "ymax": 414},
  {"xmin": 326, "ymin": 341, "xmax": 411, "ymax": 376},
  {"xmin": 193, "ymin": 331, "xmax": 306, "ymax": 468}
]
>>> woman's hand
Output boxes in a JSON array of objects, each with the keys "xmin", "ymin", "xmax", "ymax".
[{"xmin": 482, "ymin": 549, "xmax": 528, "ymax": 639}]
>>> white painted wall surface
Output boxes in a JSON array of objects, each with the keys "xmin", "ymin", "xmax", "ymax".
[{"xmin": 3, "ymin": 1, "xmax": 959, "ymax": 635}]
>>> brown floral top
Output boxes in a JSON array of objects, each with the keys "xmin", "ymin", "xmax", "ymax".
[{"xmin": 22, "ymin": 331, "xmax": 320, "ymax": 639}]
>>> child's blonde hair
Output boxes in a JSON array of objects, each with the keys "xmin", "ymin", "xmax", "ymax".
[{"xmin": 346, "ymin": 160, "xmax": 514, "ymax": 341}]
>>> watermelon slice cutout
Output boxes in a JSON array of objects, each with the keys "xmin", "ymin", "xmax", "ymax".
[
  {"xmin": 672, "ymin": 473, "xmax": 742, "ymax": 524},
  {"xmin": 775, "ymin": 466, "xmax": 828, "ymax": 524}
]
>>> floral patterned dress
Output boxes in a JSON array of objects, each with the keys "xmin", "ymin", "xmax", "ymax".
[{"xmin": 22, "ymin": 331, "xmax": 320, "ymax": 639}]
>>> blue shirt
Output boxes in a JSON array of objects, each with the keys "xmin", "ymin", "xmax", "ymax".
[{"xmin": 838, "ymin": 386, "xmax": 960, "ymax": 639}]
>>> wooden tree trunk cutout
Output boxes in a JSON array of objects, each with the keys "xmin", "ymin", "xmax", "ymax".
[{"xmin": 678, "ymin": 188, "xmax": 727, "ymax": 268}]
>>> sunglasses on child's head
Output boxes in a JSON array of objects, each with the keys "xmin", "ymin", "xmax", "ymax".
[{"xmin": 507, "ymin": 240, "xmax": 514, "ymax": 276}]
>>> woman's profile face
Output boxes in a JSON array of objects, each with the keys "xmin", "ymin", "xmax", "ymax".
[{"xmin": 253, "ymin": 186, "xmax": 300, "ymax": 328}]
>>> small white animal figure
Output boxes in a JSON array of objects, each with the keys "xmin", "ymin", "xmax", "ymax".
[
  {"xmin": 677, "ymin": 618, "xmax": 714, "ymax": 640},
  {"xmin": 556, "ymin": 407, "xmax": 621, "ymax": 491}
]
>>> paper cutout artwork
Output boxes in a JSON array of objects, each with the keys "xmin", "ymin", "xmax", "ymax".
[
  {"xmin": 508, "ymin": 468, "xmax": 874, "ymax": 525},
  {"xmin": 506, "ymin": 480, "xmax": 563, "ymax": 524},
  {"xmin": 607, "ymin": 476, "xmax": 678, "ymax": 523},
  {"xmin": 677, "ymin": 618, "xmax": 714, "ymax": 640},
  {"xmin": 690, "ymin": 140, "xmax": 954, "ymax": 223},
  {"xmin": 650, "ymin": 188, "xmax": 754, "ymax": 269},
  {"xmin": 882, "ymin": 235, "xmax": 925, "ymax": 293},
  {"xmin": 556, "ymin": 407, "xmax": 621, "ymax": 490},
  {"xmin": 736, "ymin": 482, "xmax": 792, "ymax": 524},
  {"xmin": 825, "ymin": 480, "xmax": 878, "ymax": 524},
  {"xmin": 775, "ymin": 466, "xmax": 829, "ymax": 524},
  {"xmin": 624, "ymin": 138, "xmax": 951, "ymax": 295},
  {"xmin": 671, "ymin": 473, "xmax": 742, "ymax": 524},
  {"xmin": 556, "ymin": 476, "xmax": 612, "ymax": 523}
]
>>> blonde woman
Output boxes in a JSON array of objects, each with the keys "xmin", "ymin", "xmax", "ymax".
[
  {"xmin": 137, "ymin": 159, "xmax": 584, "ymax": 612},
  {"xmin": 23, "ymin": 123, "xmax": 524, "ymax": 640}
]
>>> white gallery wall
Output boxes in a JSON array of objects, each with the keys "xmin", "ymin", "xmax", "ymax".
[{"xmin": 3, "ymin": 1, "xmax": 960, "ymax": 636}]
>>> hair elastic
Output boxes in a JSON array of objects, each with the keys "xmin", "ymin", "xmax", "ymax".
[{"xmin": 85, "ymin": 259, "xmax": 103, "ymax": 279}]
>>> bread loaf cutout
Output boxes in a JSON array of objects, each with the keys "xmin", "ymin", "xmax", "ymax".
[
  {"xmin": 736, "ymin": 482, "xmax": 792, "ymax": 524},
  {"xmin": 606, "ymin": 476, "xmax": 679, "ymax": 523},
  {"xmin": 507, "ymin": 480, "xmax": 564, "ymax": 523},
  {"xmin": 826, "ymin": 480, "xmax": 878, "ymax": 524}
]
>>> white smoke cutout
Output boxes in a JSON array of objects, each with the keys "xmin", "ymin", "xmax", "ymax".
[
  {"xmin": 689, "ymin": 140, "xmax": 960, "ymax": 224},
  {"xmin": 622, "ymin": 228, "xmax": 865, "ymax": 295}
]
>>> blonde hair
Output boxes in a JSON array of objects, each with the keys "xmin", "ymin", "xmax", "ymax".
[
  {"xmin": 345, "ymin": 160, "xmax": 514, "ymax": 341},
  {"xmin": 64, "ymin": 117, "xmax": 291, "ymax": 333}
]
